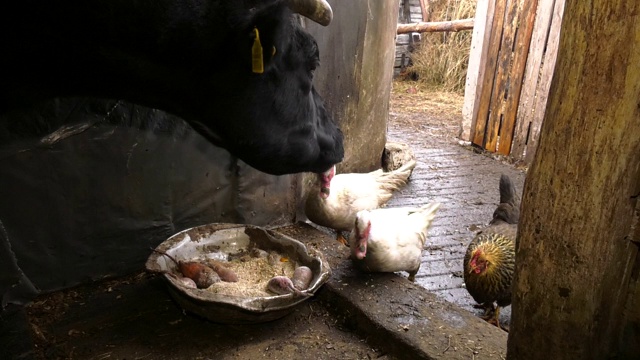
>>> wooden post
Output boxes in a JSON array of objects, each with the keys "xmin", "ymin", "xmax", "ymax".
[
  {"xmin": 418, "ymin": 0, "xmax": 431, "ymax": 22},
  {"xmin": 507, "ymin": 0, "xmax": 640, "ymax": 359},
  {"xmin": 494, "ymin": 0, "xmax": 538, "ymax": 155},
  {"xmin": 522, "ymin": 0, "xmax": 565, "ymax": 164},
  {"xmin": 511, "ymin": 0, "xmax": 565, "ymax": 162},
  {"xmin": 461, "ymin": 0, "xmax": 495, "ymax": 142},
  {"xmin": 471, "ymin": 0, "xmax": 507, "ymax": 147},
  {"xmin": 402, "ymin": 0, "xmax": 411, "ymax": 25},
  {"xmin": 481, "ymin": 0, "xmax": 539, "ymax": 155}
]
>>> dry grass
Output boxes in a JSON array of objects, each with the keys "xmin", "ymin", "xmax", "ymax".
[
  {"xmin": 391, "ymin": 81, "xmax": 464, "ymax": 117},
  {"xmin": 401, "ymin": 0, "xmax": 477, "ymax": 93},
  {"xmin": 389, "ymin": 80, "xmax": 464, "ymax": 141}
]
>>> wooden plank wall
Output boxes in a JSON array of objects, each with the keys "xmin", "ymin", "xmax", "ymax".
[
  {"xmin": 464, "ymin": 0, "xmax": 565, "ymax": 163},
  {"xmin": 472, "ymin": 0, "xmax": 539, "ymax": 154},
  {"xmin": 461, "ymin": 0, "xmax": 496, "ymax": 141},
  {"xmin": 511, "ymin": 0, "xmax": 566, "ymax": 163}
]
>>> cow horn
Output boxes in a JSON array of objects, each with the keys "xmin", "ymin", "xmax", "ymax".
[{"xmin": 286, "ymin": 0, "xmax": 333, "ymax": 26}]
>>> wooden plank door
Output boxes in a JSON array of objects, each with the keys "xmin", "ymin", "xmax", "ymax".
[
  {"xmin": 511, "ymin": 0, "xmax": 565, "ymax": 162},
  {"xmin": 471, "ymin": 0, "xmax": 539, "ymax": 155}
]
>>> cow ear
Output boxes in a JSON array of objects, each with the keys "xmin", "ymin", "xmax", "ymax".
[
  {"xmin": 245, "ymin": 2, "xmax": 289, "ymax": 72},
  {"xmin": 248, "ymin": 25, "xmax": 278, "ymax": 74}
]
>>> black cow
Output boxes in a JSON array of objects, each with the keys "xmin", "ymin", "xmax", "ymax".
[{"xmin": 0, "ymin": 0, "xmax": 344, "ymax": 175}]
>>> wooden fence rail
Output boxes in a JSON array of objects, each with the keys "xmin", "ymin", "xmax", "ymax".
[{"xmin": 396, "ymin": 18, "xmax": 474, "ymax": 34}]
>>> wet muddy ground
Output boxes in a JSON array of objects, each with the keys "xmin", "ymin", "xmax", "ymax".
[
  {"xmin": 385, "ymin": 84, "xmax": 527, "ymax": 327},
  {"xmin": 21, "ymin": 271, "xmax": 387, "ymax": 360}
]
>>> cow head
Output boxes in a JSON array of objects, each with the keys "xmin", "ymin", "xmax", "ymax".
[
  {"xmin": 0, "ymin": 0, "xmax": 344, "ymax": 176},
  {"xmin": 188, "ymin": 0, "xmax": 344, "ymax": 175}
]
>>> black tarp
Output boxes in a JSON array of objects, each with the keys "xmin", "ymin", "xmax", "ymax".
[{"xmin": 0, "ymin": 98, "xmax": 297, "ymax": 306}]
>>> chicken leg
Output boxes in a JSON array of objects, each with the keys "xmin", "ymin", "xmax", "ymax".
[{"xmin": 481, "ymin": 305, "xmax": 506, "ymax": 332}]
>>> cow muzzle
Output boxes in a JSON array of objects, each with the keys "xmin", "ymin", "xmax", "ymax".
[{"xmin": 286, "ymin": 0, "xmax": 333, "ymax": 26}]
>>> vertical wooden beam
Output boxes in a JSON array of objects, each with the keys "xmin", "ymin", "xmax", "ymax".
[
  {"xmin": 511, "ymin": 0, "xmax": 558, "ymax": 160},
  {"xmin": 418, "ymin": 0, "xmax": 431, "ymax": 22},
  {"xmin": 619, "ymin": 191, "xmax": 640, "ymax": 357},
  {"xmin": 402, "ymin": 0, "xmax": 411, "ymax": 24},
  {"xmin": 472, "ymin": 0, "xmax": 507, "ymax": 147},
  {"xmin": 483, "ymin": 0, "xmax": 519, "ymax": 152},
  {"xmin": 523, "ymin": 0, "xmax": 565, "ymax": 164},
  {"xmin": 484, "ymin": 0, "xmax": 538, "ymax": 155},
  {"xmin": 507, "ymin": 0, "xmax": 640, "ymax": 359},
  {"xmin": 461, "ymin": 0, "xmax": 496, "ymax": 141},
  {"xmin": 496, "ymin": 0, "xmax": 538, "ymax": 155}
]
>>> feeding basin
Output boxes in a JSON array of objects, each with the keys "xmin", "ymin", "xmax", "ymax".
[{"xmin": 145, "ymin": 223, "xmax": 331, "ymax": 324}]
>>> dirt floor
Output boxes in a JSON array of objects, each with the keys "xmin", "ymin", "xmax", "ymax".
[
  {"xmin": 8, "ymin": 80, "xmax": 523, "ymax": 359},
  {"xmin": 21, "ymin": 272, "xmax": 386, "ymax": 360},
  {"xmin": 17, "ymin": 228, "xmax": 388, "ymax": 360},
  {"xmin": 389, "ymin": 82, "xmax": 467, "ymax": 144}
]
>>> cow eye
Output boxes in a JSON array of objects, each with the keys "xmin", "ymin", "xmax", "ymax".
[{"xmin": 308, "ymin": 58, "xmax": 319, "ymax": 74}]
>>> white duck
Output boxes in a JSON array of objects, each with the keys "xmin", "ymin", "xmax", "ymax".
[
  {"xmin": 349, "ymin": 203, "xmax": 441, "ymax": 281},
  {"xmin": 305, "ymin": 160, "xmax": 417, "ymax": 246}
]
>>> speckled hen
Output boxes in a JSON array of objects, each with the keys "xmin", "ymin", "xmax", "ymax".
[{"xmin": 463, "ymin": 174, "xmax": 519, "ymax": 331}]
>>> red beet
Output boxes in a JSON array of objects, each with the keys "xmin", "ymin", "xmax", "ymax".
[{"xmin": 152, "ymin": 248, "xmax": 220, "ymax": 288}]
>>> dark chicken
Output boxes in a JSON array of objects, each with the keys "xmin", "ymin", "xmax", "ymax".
[{"xmin": 463, "ymin": 174, "xmax": 519, "ymax": 331}]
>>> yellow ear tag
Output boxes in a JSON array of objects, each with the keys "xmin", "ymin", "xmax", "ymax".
[{"xmin": 251, "ymin": 27, "xmax": 264, "ymax": 74}]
